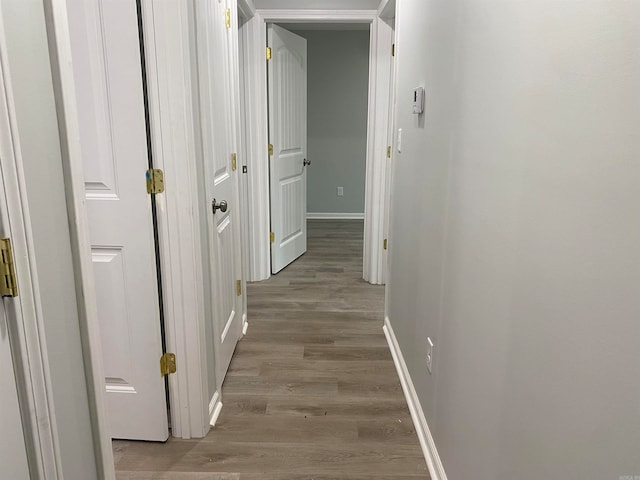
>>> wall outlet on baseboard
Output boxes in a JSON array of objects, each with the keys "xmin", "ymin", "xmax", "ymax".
[
  {"xmin": 337, "ymin": 186, "xmax": 344, "ymax": 197},
  {"xmin": 426, "ymin": 337, "xmax": 434, "ymax": 374}
]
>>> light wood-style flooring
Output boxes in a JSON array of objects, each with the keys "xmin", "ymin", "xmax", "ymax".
[{"xmin": 114, "ymin": 220, "xmax": 429, "ymax": 479}]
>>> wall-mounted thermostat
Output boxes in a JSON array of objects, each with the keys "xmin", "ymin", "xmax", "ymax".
[{"xmin": 412, "ymin": 86, "xmax": 424, "ymax": 114}]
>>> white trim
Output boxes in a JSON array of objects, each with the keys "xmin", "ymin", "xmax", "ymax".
[
  {"xmin": 381, "ymin": 14, "xmax": 397, "ymax": 286},
  {"xmin": 257, "ymin": 9, "xmax": 377, "ymax": 22},
  {"xmin": 363, "ymin": 17, "xmax": 393, "ymax": 285},
  {"xmin": 229, "ymin": 0, "xmax": 250, "ymax": 344},
  {"xmin": 40, "ymin": 1, "xmax": 116, "ymax": 477},
  {"xmin": 383, "ymin": 317, "xmax": 448, "ymax": 480},
  {"xmin": 243, "ymin": 13, "xmax": 271, "ymax": 281},
  {"xmin": 307, "ymin": 212, "xmax": 365, "ymax": 220},
  {"xmin": 208, "ymin": 391, "xmax": 224, "ymax": 427},
  {"xmin": 141, "ymin": 0, "xmax": 210, "ymax": 439},
  {"xmin": 238, "ymin": 19, "xmax": 252, "ymax": 283},
  {"xmin": 0, "ymin": 15, "xmax": 64, "ymax": 478},
  {"xmin": 242, "ymin": 10, "xmax": 392, "ymax": 284}
]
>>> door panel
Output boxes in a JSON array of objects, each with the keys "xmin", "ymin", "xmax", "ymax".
[
  {"xmin": 68, "ymin": 0, "xmax": 168, "ymax": 441},
  {"xmin": 196, "ymin": 0, "xmax": 243, "ymax": 387},
  {"xmin": 268, "ymin": 25, "xmax": 308, "ymax": 273}
]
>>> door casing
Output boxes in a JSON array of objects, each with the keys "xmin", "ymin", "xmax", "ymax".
[
  {"xmin": 0, "ymin": 12, "xmax": 66, "ymax": 477},
  {"xmin": 240, "ymin": 8, "xmax": 395, "ymax": 285}
]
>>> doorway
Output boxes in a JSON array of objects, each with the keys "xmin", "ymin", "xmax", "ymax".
[
  {"xmin": 272, "ymin": 24, "xmax": 371, "ymax": 275},
  {"xmin": 239, "ymin": 12, "xmax": 395, "ymax": 285}
]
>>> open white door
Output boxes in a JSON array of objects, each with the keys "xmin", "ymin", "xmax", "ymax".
[
  {"xmin": 196, "ymin": 0, "xmax": 244, "ymax": 386},
  {"xmin": 268, "ymin": 25, "xmax": 308, "ymax": 274},
  {"xmin": 68, "ymin": 0, "xmax": 168, "ymax": 441}
]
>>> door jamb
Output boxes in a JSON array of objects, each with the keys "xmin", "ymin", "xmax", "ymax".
[
  {"xmin": 241, "ymin": 9, "xmax": 394, "ymax": 284},
  {"xmin": 0, "ymin": 15, "xmax": 65, "ymax": 478},
  {"xmin": 139, "ymin": 0, "xmax": 210, "ymax": 439}
]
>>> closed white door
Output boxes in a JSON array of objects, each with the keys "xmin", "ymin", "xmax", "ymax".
[
  {"xmin": 0, "ymin": 302, "xmax": 30, "ymax": 479},
  {"xmin": 68, "ymin": 0, "xmax": 168, "ymax": 441},
  {"xmin": 268, "ymin": 25, "xmax": 308, "ymax": 274},
  {"xmin": 196, "ymin": 0, "xmax": 243, "ymax": 386}
]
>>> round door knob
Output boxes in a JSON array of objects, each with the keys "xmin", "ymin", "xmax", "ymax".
[
  {"xmin": 303, "ymin": 158, "xmax": 311, "ymax": 166},
  {"xmin": 212, "ymin": 198, "xmax": 228, "ymax": 214}
]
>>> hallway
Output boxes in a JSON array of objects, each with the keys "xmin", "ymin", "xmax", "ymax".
[{"xmin": 114, "ymin": 220, "xmax": 428, "ymax": 478}]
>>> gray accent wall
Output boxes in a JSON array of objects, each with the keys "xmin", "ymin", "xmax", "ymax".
[
  {"xmin": 294, "ymin": 29, "xmax": 369, "ymax": 216},
  {"xmin": 388, "ymin": 0, "xmax": 640, "ymax": 478}
]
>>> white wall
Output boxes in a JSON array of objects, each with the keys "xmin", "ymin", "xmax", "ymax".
[
  {"xmin": 388, "ymin": 1, "xmax": 640, "ymax": 479},
  {"xmin": 1, "ymin": 1, "xmax": 99, "ymax": 478},
  {"xmin": 294, "ymin": 29, "xmax": 369, "ymax": 217}
]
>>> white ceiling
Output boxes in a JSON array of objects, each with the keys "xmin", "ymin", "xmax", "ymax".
[{"xmin": 253, "ymin": 0, "xmax": 381, "ymax": 10}]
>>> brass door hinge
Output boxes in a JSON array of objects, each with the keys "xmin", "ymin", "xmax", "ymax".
[
  {"xmin": 0, "ymin": 238, "xmax": 18, "ymax": 298},
  {"xmin": 266, "ymin": 47, "xmax": 272, "ymax": 60},
  {"xmin": 225, "ymin": 8, "xmax": 231, "ymax": 29},
  {"xmin": 146, "ymin": 169, "xmax": 165, "ymax": 194},
  {"xmin": 383, "ymin": 239, "xmax": 388, "ymax": 250},
  {"xmin": 270, "ymin": 231, "xmax": 275, "ymax": 243},
  {"xmin": 391, "ymin": 43, "xmax": 395, "ymax": 57},
  {"xmin": 236, "ymin": 279, "xmax": 242, "ymax": 296},
  {"xmin": 231, "ymin": 153, "xmax": 237, "ymax": 171},
  {"xmin": 386, "ymin": 146, "xmax": 391, "ymax": 158},
  {"xmin": 160, "ymin": 352, "xmax": 176, "ymax": 376},
  {"xmin": 268, "ymin": 144, "xmax": 273, "ymax": 156}
]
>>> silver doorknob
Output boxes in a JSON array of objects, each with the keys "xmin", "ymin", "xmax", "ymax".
[
  {"xmin": 303, "ymin": 158, "xmax": 311, "ymax": 166},
  {"xmin": 212, "ymin": 198, "xmax": 228, "ymax": 214}
]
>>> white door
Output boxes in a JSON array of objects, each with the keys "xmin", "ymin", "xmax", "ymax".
[
  {"xmin": 268, "ymin": 25, "xmax": 308, "ymax": 274},
  {"xmin": 196, "ymin": 0, "xmax": 244, "ymax": 386},
  {"xmin": 68, "ymin": 0, "xmax": 168, "ymax": 441},
  {"xmin": 0, "ymin": 302, "xmax": 30, "ymax": 479}
]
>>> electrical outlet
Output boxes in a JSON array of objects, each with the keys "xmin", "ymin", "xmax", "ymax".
[
  {"xmin": 426, "ymin": 337, "xmax": 434, "ymax": 374},
  {"xmin": 337, "ymin": 186, "xmax": 344, "ymax": 197}
]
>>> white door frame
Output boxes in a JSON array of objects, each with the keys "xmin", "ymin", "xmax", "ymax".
[
  {"xmin": 0, "ymin": 15, "xmax": 64, "ymax": 478},
  {"xmin": 43, "ymin": 0, "xmax": 212, "ymax": 465},
  {"xmin": 378, "ymin": 0, "xmax": 397, "ymax": 284},
  {"xmin": 139, "ymin": 0, "xmax": 210, "ymax": 440},
  {"xmin": 241, "ymin": 8, "xmax": 394, "ymax": 284}
]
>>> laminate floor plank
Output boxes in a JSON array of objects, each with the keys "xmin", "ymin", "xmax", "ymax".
[
  {"xmin": 118, "ymin": 442, "xmax": 426, "ymax": 476},
  {"xmin": 114, "ymin": 220, "xmax": 428, "ymax": 479}
]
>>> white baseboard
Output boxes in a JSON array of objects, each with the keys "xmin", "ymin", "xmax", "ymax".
[
  {"xmin": 306, "ymin": 212, "xmax": 365, "ymax": 220},
  {"xmin": 383, "ymin": 317, "xmax": 448, "ymax": 480},
  {"xmin": 208, "ymin": 391, "xmax": 223, "ymax": 427}
]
